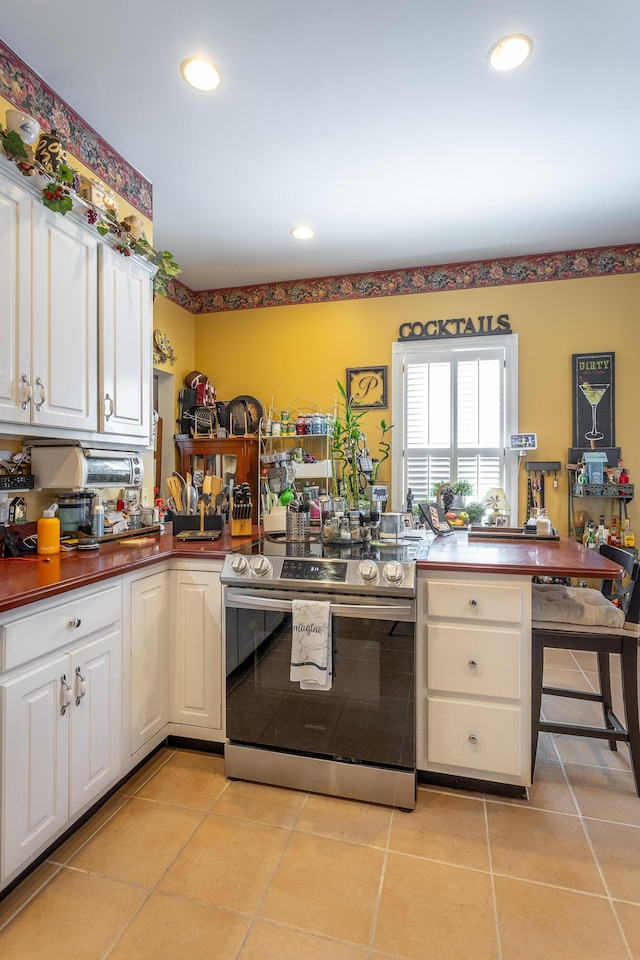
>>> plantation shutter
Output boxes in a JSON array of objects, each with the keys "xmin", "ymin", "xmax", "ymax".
[{"xmin": 397, "ymin": 338, "xmax": 515, "ymax": 507}]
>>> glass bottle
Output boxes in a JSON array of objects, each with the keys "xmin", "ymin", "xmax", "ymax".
[
  {"xmin": 622, "ymin": 518, "xmax": 636, "ymax": 549},
  {"xmin": 578, "ymin": 463, "xmax": 589, "ymax": 485},
  {"xmin": 585, "ymin": 523, "xmax": 597, "ymax": 549},
  {"xmin": 595, "ymin": 514, "xmax": 606, "ymax": 546},
  {"xmin": 609, "ymin": 516, "xmax": 620, "ymax": 547},
  {"xmin": 537, "ymin": 508, "xmax": 552, "ymax": 536},
  {"xmin": 619, "ymin": 464, "xmax": 629, "ymax": 485}
]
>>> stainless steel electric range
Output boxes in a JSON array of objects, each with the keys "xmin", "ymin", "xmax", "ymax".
[{"xmin": 221, "ymin": 534, "xmax": 430, "ymax": 809}]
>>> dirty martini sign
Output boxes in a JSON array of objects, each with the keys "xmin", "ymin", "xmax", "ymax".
[{"xmin": 572, "ymin": 352, "xmax": 615, "ymax": 448}]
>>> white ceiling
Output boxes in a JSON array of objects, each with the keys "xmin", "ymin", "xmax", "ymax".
[{"xmin": 2, "ymin": 0, "xmax": 639, "ymax": 292}]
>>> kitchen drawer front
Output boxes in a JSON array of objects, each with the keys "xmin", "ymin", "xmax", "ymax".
[
  {"xmin": 427, "ymin": 624, "xmax": 521, "ymax": 699},
  {"xmin": 427, "ymin": 698, "xmax": 522, "ymax": 776},
  {"xmin": 1, "ymin": 584, "xmax": 121, "ymax": 672},
  {"xmin": 427, "ymin": 580, "xmax": 522, "ymax": 624}
]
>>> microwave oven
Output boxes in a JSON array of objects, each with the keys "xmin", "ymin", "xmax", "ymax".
[{"xmin": 31, "ymin": 445, "xmax": 144, "ymax": 490}]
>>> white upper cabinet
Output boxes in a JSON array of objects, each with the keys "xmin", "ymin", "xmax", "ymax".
[
  {"xmin": 0, "ymin": 173, "xmax": 33, "ymax": 424},
  {"xmin": 99, "ymin": 244, "xmax": 154, "ymax": 441},
  {"xmin": 31, "ymin": 201, "xmax": 99, "ymax": 431},
  {"xmin": 0, "ymin": 161, "xmax": 155, "ymax": 446}
]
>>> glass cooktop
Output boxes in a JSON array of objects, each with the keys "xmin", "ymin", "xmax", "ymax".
[{"xmin": 232, "ymin": 533, "xmax": 431, "ymax": 563}]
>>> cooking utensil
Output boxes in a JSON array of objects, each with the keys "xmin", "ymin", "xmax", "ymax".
[
  {"xmin": 166, "ymin": 476, "xmax": 183, "ymax": 513},
  {"xmin": 203, "ymin": 475, "xmax": 223, "ymax": 499}
]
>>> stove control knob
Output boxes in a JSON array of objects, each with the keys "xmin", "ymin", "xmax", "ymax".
[
  {"xmin": 383, "ymin": 561, "xmax": 405, "ymax": 584},
  {"xmin": 229, "ymin": 555, "xmax": 249, "ymax": 575},
  {"xmin": 358, "ymin": 560, "xmax": 379, "ymax": 583},
  {"xmin": 250, "ymin": 555, "xmax": 272, "ymax": 577}
]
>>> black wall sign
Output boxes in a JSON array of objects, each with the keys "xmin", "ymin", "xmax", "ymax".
[
  {"xmin": 572, "ymin": 352, "xmax": 615, "ymax": 448},
  {"xmin": 398, "ymin": 314, "xmax": 511, "ymax": 341}
]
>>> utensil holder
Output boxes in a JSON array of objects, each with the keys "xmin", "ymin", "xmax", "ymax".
[
  {"xmin": 166, "ymin": 513, "xmax": 223, "ymax": 534},
  {"xmin": 286, "ymin": 508, "xmax": 308, "ymax": 541}
]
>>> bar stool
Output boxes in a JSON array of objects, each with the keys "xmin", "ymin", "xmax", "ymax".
[{"xmin": 531, "ymin": 543, "xmax": 640, "ymax": 796}]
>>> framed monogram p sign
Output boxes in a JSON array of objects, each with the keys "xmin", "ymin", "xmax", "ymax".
[{"xmin": 345, "ymin": 366, "xmax": 388, "ymax": 409}]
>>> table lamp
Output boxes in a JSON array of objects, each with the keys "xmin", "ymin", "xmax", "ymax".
[{"xmin": 482, "ymin": 487, "xmax": 510, "ymax": 525}]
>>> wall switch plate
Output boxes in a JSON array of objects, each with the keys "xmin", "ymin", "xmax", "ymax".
[{"xmin": 141, "ymin": 487, "xmax": 152, "ymax": 507}]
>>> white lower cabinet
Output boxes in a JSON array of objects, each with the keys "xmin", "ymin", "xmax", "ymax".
[
  {"xmin": 0, "ymin": 584, "xmax": 122, "ymax": 884},
  {"xmin": 121, "ymin": 561, "xmax": 224, "ymax": 777},
  {"xmin": 417, "ymin": 571, "xmax": 532, "ymax": 786},
  {"xmin": 124, "ymin": 568, "xmax": 170, "ymax": 766},
  {"xmin": 170, "ymin": 561, "xmax": 223, "ymax": 739}
]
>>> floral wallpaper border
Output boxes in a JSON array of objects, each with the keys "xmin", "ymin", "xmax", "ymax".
[
  {"xmin": 164, "ymin": 243, "xmax": 640, "ymax": 315},
  {"xmin": 2, "ymin": 41, "xmax": 638, "ymax": 314},
  {"xmin": 0, "ymin": 39, "xmax": 152, "ymax": 219}
]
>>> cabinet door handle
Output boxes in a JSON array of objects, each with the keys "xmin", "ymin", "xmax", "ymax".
[
  {"xmin": 20, "ymin": 374, "xmax": 32, "ymax": 409},
  {"xmin": 69, "ymin": 617, "xmax": 82, "ymax": 629},
  {"xmin": 469, "ymin": 598, "xmax": 478, "ymax": 606},
  {"xmin": 468, "ymin": 733, "xmax": 478, "ymax": 745},
  {"xmin": 34, "ymin": 377, "xmax": 46, "ymax": 411},
  {"xmin": 75, "ymin": 665, "xmax": 87, "ymax": 706},
  {"xmin": 60, "ymin": 674, "xmax": 72, "ymax": 716},
  {"xmin": 105, "ymin": 393, "xmax": 114, "ymax": 421},
  {"xmin": 468, "ymin": 658, "xmax": 478, "ymax": 668}
]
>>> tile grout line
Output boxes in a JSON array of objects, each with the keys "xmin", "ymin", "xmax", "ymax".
[
  {"xmin": 0, "ymin": 750, "xmax": 179, "ymax": 932},
  {"xmin": 99, "ymin": 752, "xmax": 219, "ymax": 960},
  {"xmin": 551, "ymin": 732, "xmax": 635, "ymax": 960},
  {"xmin": 364, "ymin": 802, "xmax": 395, "ymax": 956},
  {"xmin": 230, "ymin": 789, "xmax": 312, "ymax": 960},
  {"xmin": 483, "ymin": 796, "xmax": 504, "ymax": 960}
]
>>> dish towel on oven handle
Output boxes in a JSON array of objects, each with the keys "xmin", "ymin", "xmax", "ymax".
[{"xmin": 290, "ymin": 598, "xmax": 332, "ymax": 691}]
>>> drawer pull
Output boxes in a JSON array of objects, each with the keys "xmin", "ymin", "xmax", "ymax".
[
  {"xmin": 69, "ymin": 618, "xmax": 82, "ymax": 629},
  {"xmin": 75, "ymin": 666, "xmax": 87, "ymax": 706},
  {"xmin": 60, "ymin": 674, "xmax": 72, "ymax": 716},
  {"xmin": 468, "ymin": 658, "xmax": 478, "ymax": 668},
  {"xmin": 468, "ymin": 733, "xmax": 478, "ymax": 745},
  {"xmin": 469, "ymin": 598, "xmax": 478, "ymax": 606}
]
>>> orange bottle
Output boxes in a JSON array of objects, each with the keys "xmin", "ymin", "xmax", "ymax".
[{"xmin": 37, "ymin": 503, "xmax": 60, "ymax": 555}]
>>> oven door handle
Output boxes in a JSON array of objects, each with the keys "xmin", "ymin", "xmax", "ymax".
[{"xmin": 226, "ymin": 593, "xmax": 415, "ymax": 620}]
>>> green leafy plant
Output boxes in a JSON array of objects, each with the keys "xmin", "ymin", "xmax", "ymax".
[
  {"xmin": 0, "ymin": 128, "xmax": 28, "ymax": 159},
  {"xmin": 129, "ymin": 235, "xmax": 181, "ymax": 296},
  {"xmin": 430, "ymin": 479, "xmax": 474, "ymax": 498},
  {"xmin": 1, "ymin": 134, "xmax": 181, "ymax": 297},
  {"xmin": 41, "ymin": 163, "xmax": 74, "ymax": 215},
  {"xmin": 464, "ymin": 501, "xmax": 486, "ymax": 523},
  {"xmin": 331, "ymin": 380, "xmax": 393, "ymax": 500},
  {"xmin": 451, "ymin": 479, "xmax": 473, "ymax": 497}
]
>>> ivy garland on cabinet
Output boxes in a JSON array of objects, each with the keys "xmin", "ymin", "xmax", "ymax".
[{"xmin": 0, "ymin": 124, "xmax": 180, "ymax": 298}]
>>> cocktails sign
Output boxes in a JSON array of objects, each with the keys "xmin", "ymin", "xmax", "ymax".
[
  {"xmin": 398, "ymin": 313, "xmax": 511, "ymax": 341},
  {"xmin": 572, "ymin": 352, "xmax": 615, "ymax": 447}
]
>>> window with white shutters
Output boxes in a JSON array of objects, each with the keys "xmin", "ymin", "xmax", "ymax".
[{"xmin": 391, "ymin": 335, "xmax": 518, "ymax": 513}]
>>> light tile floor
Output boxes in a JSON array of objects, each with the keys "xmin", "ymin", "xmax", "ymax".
[{"xmin": 1, "ymin": 650, "xmax": 640, "ymax": 959}]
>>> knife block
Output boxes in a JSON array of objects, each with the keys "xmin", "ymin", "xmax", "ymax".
[{"xmin": 229, "ymin": 498, "xmax": 252, "ymax": 537}]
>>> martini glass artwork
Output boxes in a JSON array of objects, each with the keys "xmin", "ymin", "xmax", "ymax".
[{"xmin": 580, "ymin": 382, "xmax": 609, "ymax": 441}]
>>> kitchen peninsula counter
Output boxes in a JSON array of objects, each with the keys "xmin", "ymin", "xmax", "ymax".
[
  {"xmin": 0, "ymin": 528, "xmax": 623, "ymax": 615},
  {"xmin": 417, "ymin": 531, "xmax": 623, "ymax": 578}
]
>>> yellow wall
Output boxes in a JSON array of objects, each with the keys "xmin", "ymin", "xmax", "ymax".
[
  {"xmin": 152, "ymin": 296, "xmax": 195, "ymax": 422},
  {"xmin": 193, "ymin": 273, "xmax": 640, "ymax": 534}
]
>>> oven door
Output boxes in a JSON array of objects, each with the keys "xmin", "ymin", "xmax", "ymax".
[{"xmin": 224, "ymin": 587, "xmax": 416, "ymax": 771}]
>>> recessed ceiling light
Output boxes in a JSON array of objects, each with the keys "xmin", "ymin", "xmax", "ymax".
[
  {"xmin": 488, "ymin": 34, "xmax": 533, "ymax": 71},
  {"xmin": 180, "ymin": 57, "xmax": 221, "ymax": 92},
  {"xmin": 290, "ymin": 226, "xmax": 314, "ymax": 240}
]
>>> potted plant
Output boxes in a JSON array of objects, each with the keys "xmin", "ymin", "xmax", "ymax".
[
  {"xmin": 430, "ymin": 479, "xmax": 474, "ymax": 511},
  {"xmin": 464, "ymin": 501, "xmax": 486, "ymax": 524},
  {"xmin": 331, "ymin": 380, "xmax": 392, "ymax": 504}
]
